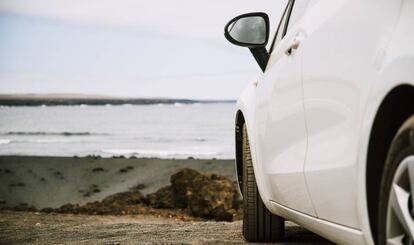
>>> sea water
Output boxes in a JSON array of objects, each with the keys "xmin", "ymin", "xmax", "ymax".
[{"xmin": 0, "ymin": 103, "xmax": 235, "ymax": 159}]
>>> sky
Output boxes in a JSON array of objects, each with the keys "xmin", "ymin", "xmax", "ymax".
[{"xmin": 0, "ymin": 0, "xmax": 284, "ymax": 99}]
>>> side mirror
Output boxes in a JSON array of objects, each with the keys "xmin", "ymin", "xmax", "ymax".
[
  {"xmin": 224, "ymin": 12, "xmax": 270, "ymax": 71},
  {"xmin": 224, "ymin": 12, "xmax": 270, "ymax": 47}
]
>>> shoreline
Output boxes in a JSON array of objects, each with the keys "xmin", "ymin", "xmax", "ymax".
[{"xmin": 0, "ymin": 154, "xmax": 235, "ymax": 161}]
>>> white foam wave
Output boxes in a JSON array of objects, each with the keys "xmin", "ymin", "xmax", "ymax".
[
  {"xmin": 101, "ymin": 148, "xmax": 227, "ymax": 159},
  {"xmin": 3, "ymin": 131, "xmax": 98, "ymax": 136},
  {"xmin": 9, "ymin": 138, "xmax": 83, "ymax": 144},
  {"xmin": 0, "ymin": 139, "xmax": 11, "ymax": 144}
]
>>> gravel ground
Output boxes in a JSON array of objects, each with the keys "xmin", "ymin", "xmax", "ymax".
[{"xmin": 0, "ymin": 211, "xmax": 333, "ymax": 244}]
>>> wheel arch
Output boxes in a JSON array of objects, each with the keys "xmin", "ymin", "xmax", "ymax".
[
  {"xmin": 366, "ymin": 84, "xmax": 414, "ymax": 242},
  {"xmin": 235, "ymin": 110, "xmax": 245, "ymax": 196},
  {"xmin": 234, "ymin": 81, "xmax": 258, "ymax": 197}
]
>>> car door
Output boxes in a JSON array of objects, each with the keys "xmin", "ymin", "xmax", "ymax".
[
  {"xmin": 299, "ymin": 0, "xmax": 401, "ymax": 228},
  {"xmin": 254, "ymin": 0, "xmax": 315, "ymax": 216}
]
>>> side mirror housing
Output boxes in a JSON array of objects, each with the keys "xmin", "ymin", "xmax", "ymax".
[
  {"xmin": 224, "ymin": 12, "xmax": 270, "ymax": 48},
  {"xmin": 224, "ymin": 12, "xmax": 270, "ymax": 71}
]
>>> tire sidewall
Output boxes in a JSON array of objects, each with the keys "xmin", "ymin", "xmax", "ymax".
[{"xmin": 378, "ymin": 124, "xmax": 414, "ymax": 244}]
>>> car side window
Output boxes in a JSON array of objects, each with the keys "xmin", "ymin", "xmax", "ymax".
[
  {"xmin": 269, "ymin": 0, "xmax": 309, "ymax": 54},
  {"xmin": 269, "ymin": 0, "xmax": 294, "ymax": 53},
  {"xmin": 287, "ymin": 0, "xmax": 310, "ymax": 30}
]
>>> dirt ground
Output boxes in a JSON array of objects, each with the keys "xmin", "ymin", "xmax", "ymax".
[{"xmin": 0, "ymin": 211, "xmax": 333, "ymax": 245}]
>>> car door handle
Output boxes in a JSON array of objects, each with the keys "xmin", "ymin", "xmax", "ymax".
[
  {"xmin": 285, "ymin": 31, "xmax": 306, "ymax": 56},
  {"xmin": 285, "ymin": 39, "xmax": 300, "ymax": 56}
]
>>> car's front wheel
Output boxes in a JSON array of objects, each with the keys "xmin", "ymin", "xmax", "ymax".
[
  {"xmin": 242, "ymin": 124, "xmax": 285, "ymax": 242},
  {"xmin": 378, "ymin": 115, "xmax": 414, "ymax": 245}
]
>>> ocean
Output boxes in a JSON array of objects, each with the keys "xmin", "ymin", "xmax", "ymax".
[{"xmin": 0, "ymin": 103, "xmax": 236, "ymax": 159}]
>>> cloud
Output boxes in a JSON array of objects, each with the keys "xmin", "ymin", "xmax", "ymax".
[
  {"xmin": 0, "ymin": 0, "xmax": 284, "ymax": 40},
  {"xmin": 0, "ymin": 0, "xmax": 286, "ymax": 99}
]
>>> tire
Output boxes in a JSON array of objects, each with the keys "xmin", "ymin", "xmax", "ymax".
[
  {"xmin": 242, "ymin": 124, "xmax": 285, "ymax": 242},
  {"xmin": 378, "ymin": 115, "xmax": 414, "ymax": 245}
]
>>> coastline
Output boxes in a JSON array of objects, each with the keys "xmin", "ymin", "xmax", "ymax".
[{"xmin": 0, "ymin": 94, "xmax": 236, "ymax": 106}]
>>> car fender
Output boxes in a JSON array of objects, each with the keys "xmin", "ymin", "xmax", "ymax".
[
  {"xmin": 235, "ymin": 80, "xmax": 257, "ymax": 194},
  {"xmin": 357, "ymin": 54, "xmax": 414, "ymax": 245},
  {"xmin": 235, "ymin": 79, "xmax": 274, "ymax": 207}
]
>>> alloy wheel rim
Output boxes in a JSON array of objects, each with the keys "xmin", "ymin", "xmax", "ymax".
[{"xmin": 386, "ymin": 156, "xmax": 414, "ymax": 245}]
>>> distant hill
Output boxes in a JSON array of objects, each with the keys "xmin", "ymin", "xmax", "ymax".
[{"xmin": 0, "ymin": 94, "xmax": 236, "ymax": 106}]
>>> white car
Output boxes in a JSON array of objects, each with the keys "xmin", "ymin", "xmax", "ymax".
[{"xmin": 224, "ymin": 0, "xmax": 414, "ymax": 244}]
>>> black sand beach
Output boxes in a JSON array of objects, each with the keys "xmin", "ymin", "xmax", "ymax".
[
  {"xmin": 0, "ymin": 156, "xmax": 236, "ymax": 209},
  {"xmin": 0, "ymin": 156, "xmax": 332, "ymax": 244}
]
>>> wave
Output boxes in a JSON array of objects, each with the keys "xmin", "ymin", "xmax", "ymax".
[
  {"xmin": 3, "ymin": 131, "xmax": 107, "ymax": 136},
  {"xmin": 0, "ymin": 139, "xmax": 11, "ymax": 144},
  {"xmin": 101, "ymin": 148, "xmax": 227, "ymax": 159},
  {"xmin": 16, "ymin": 138, "xmax": 84, "ymax": 143},
  {"xmin": 133, "ymin": 137, "xmax": 208, "ymax": 143},
  {"xmin": 0, "ymin": 138, "xmax": 87, "ymax": 144},
  {"xmin": 193, "ymin": 138, "xmax": 207, "ymax": 142}
]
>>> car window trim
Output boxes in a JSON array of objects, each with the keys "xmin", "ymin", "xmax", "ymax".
[
  {"xmin": 269, "ymin": 0, "xmax": 296, "ymax": 54},
  {"xmin": 283, "ymin": 0, "xmax": 296, "ymax": 37}
]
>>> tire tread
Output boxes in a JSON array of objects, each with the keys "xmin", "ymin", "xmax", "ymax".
[{"xmin": 242, "ymin": 124, "xmax": 284, "ymax": 242}]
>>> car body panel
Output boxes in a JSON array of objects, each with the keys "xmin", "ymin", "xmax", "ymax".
[
  {"xmin": 300, "ymin": 0, "xmax": 401, "ymax": 229},
  {"xmin": 253, "ymin": 17, "xmax": 316, "ymax": 215},
  {"xmin": 356, "ymin": 3, "xmax": 414, "ymax": 242},
  {"xmin": 234, "ymin": 0, "xmax": 414, "ymax": 243}
]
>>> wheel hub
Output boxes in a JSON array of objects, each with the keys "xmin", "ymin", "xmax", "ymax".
[{"xmin": 386, "ymin": 156, "xmax": 414, "ymax": 245}]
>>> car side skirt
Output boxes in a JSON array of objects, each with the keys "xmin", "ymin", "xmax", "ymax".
[{"xmin": 268, "ymin": 200, "xmax": 365, "ymax": 245}]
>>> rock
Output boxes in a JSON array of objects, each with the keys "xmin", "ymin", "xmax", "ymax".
[
  {"xmin": 56, "ymin": 190, "xmax": 146, "ymax": 215},
  {"xmin": 92, "ymin": 167, "xmax": 105, "ymax": 172},
  {"xmin": 131, "ymin": 183, "xmax": 146, "ymax": 191},
  {"xmin": 147, "ymin": 186, "xmax": 174, "ymax": 208},
  {"xmin": 13, "ymin": 203, "xmax": 37, "ymax": 212},
  {"xmin": 82, "ymin": 201, "xmax": 122, "ymax": 215},
  {"xmin": 188, "ymin": 172, "xmax": 239, "ymax": 221},
  {"xmin": 113, "ymin": 155, "xmax": 125, "ymax": 159},
  {"xmin": 41, "ymin": 207, "xmax": 54, "ymax": 213},
  {"xmin": 58, "ymin": 203, "xmax": 79, "ymax": 213},
  {"xmin": 102, "ymin": 190, "xmax": 146, "ymax": 206},
  {"xmin": 170, "ymin": 169, "xmax": 201, "ymax": 208},
  {"xmin": 118, "ymin": 167, "xmax": 129, "ymax": 173},
  {"xmin": 169, "ymin": 168, "xmax": 240, "ymax": 221},
  {"xmin": 15, "ymin": 168, "xmax": 240, "ymax": 221},
  {"xmin": 9, "ymin": 182, "xmax": 25, "ymax": 187}
]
